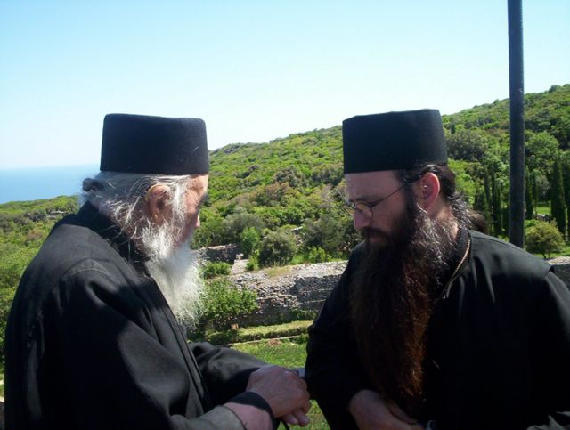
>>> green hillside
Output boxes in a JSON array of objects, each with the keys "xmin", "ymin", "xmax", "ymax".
[
  {"xmin": 196, "ymin": 84, "xmax": 569, "ymax": 246},
  {"xmin": 1, "ymin": 84, "xmax": 569, "ymax": 362},
  {"xmin": 443, "ymin": 84, "xmax": 569, "ymax": 149}
]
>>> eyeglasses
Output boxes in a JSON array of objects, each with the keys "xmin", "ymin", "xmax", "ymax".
[{"xmin": 345, "ymin": 183, "xmax": 407, "ymax": 218}]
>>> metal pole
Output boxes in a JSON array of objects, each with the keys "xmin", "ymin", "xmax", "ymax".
[{"xmin": 508, "ymin": 0, "xmax": 525, "ymax": 247}]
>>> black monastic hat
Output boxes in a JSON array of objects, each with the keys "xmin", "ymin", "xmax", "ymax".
[
  {"xmin": 101, "ymin": 114, "xmax": 209, "ymax": 175},
  {"xmin": 342, "ymin": 109, "xmax": 446, "ymax": 174}
]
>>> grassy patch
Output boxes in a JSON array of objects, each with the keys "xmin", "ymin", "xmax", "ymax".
[
  {"xmin": 237, "ymin": 320, "xmax": 312, "ymax": 341},
  {"xmin": 265, "ymin": 265, "xmax": 293, "ymax": 278},
  {"xmin": 535, "ymin": 205, "xmax": 550, "ymax": 215},
  {"xmin": 200, "ymin": 320, "xmax": 313, "ymax": 345},
  {"xmin": 233, "ymin": 338, "xmax": 329, "ymax": 429},
  {"xmin": 234, "ymin": 338, "xmax": 307, "ymax": 368}
]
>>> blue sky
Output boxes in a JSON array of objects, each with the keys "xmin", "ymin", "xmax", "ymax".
[{"xmin": 1, "ymin": 0, "xmax": 568, "ymax": 168}]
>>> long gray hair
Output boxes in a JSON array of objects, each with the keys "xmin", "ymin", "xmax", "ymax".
[{"xmin": 82, "ymin": 172, "xmax": 191, "ymax": 256}]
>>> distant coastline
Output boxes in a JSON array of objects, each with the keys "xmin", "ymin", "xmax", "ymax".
[{"xmin": 0, "ymin": 165, "xmax": 99, "ymax": 204}]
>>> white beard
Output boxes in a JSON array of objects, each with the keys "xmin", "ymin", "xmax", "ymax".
[{"xmin": 145, "ymin": 240, "xmax": 204, "ymax": 328}]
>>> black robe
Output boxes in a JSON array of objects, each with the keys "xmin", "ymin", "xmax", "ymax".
[
  {"xmin": 5, "ymin": 203, "xmax": 268, "ymax": 429},
  {"xmin": 306, "ymin": 230, "xmax": 570, "ymax": 429}
]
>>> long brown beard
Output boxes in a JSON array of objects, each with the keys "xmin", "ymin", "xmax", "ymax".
[{"xmin": 350, "ymin": 192, "xmax": 456, "ymax": 417}]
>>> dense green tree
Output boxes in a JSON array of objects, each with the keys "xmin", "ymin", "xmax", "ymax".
[
  {"xmin": 525, "ymin": 221, "xmax": 565, "ymax": 258},
  {"xmin": 483, "ymin": 173, "xmax": 492, "ymax": 223},
  {"xmin": 473, "ymin": 187, "xmax": 491, "ymax": 227},
  {"xmin": 526, "ymin": 132, "xmax": 559, "ymax": 173},
  {"xmin": 491, "ymin": 172, "xmax": 503, "ymax": 236},
  {"xmin": 274, "ymin": 166, "xmax": 306, "ymax": 188},
  {"xmin": 562, "ymin": 152, "xmax": 570, "ymax": 239},
  {"xmin": 302, "ymin": 212, "xmax": 357, "ymax": 258},
  {"xmin": 534, "ymin": 172, "xmax": 551, "ymax": 202},
  {"xmin": 531, "ymin": 170, "xmax": 539, "ymax": 214},
  {"xmin": 445, "ymin": 128, "xmax": 489, "ymax": 161},
  {"xmin": 239, "ymin": 227, "xmax": 260, "ymax": 258},
  {"xmin": 222, "ymin": 208, "xmax": 265, "ymax": 244},
  {"xmin": 198, "ymin": 278, "xmax": 258, "ymax": 331},
  {"xmin": 550, "ymin": 157, "xmax": 567, "ymax": 237},
  {"xmin": 311, "ymin": 164, "xmax": 343, "ymax": 186},
  {"xmin": 258, "ymin": 230, "xmax": 297, "ymax": 267}
]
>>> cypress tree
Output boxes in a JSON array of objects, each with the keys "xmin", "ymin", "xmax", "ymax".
[
  {"xmin": 525, "ymin": 169, "xmax": 534, "ymax": 220},
  {"xmin": 484, "ymin": 173, "xmax": 492, "ymax": 216},
  {"xmin": 474, "ymin": 188, "xmax": 491, "ymax": 227},
  {"xmin": 563, "ymin": 156, "xmax": 570, "ymax": 240},
  {"xmin": 491, "ymin": 172, "xmax": 502, "ymax": 237},
  {"xmin": 531, "ymin": 170, "xmax": 538, "ymax": 216},
  {"xmin": 550, "ymin": 157, "xmax": 567, "ymax": 237}
]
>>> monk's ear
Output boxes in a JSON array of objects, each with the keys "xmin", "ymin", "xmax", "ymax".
[
  {"xmin": 144, "ymin": 184, "xmax": 171, "ymax": 225},
  {"xmin": 415, "ymin": 172, "xmax": 440, "ymax": 213}
]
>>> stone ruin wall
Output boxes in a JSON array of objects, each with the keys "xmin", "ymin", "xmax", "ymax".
[
  {"xmin": 197, "ymin": 245, "xmax": 570, "ymax": 327},
  {"xmin": 229, "ymin": 262, "xmax": 345, "ymax": 326},
  {"xmin": 196, "ymin": 244, "xmax": 241, "ymax": 264}
]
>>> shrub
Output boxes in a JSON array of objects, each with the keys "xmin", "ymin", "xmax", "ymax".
[
  {"xmin": 0, "ymin": 287, "xmax": 16, "ymax": 363},
  {"xmin": 200, "ymin": 278, "xmax": 258, "ymax": 330},
  {"xmin": 525, "ymin": 221, "xmax": 565, "ymax": 258},
  {"xmin": 222, "ymin": 209, "xmax": 265, "ymax": 243},
  {"xmin": 246, "ymin": 259, "xmax": 257, "ymax": 272},
  {"xmin": 239, "ymin": 227, "xmax": 260, "ymax": 257},
  {"xmin": 307, "ymin": 247, "xmax": 328, "ymax": 263},
  {"xmin": 258, "ymin": 230, "xmax": 297, "ymax": 267},
  {"xmin": 202, "ymin": 262, "xmax": 231, "ymax": 279},
  {"xmin": 302, "ymin": 213, "xmax": 358, "ymax": 257}
]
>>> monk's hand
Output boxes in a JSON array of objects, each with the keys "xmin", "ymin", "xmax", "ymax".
[
  {"xmin": 348, "ymin": 389, "xmax": 424, "ymax": 430},
  {"xmin": 247, "ymin": 366, "xmax": 311, "ymax": 423}
]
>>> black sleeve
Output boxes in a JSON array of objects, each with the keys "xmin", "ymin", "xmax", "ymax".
[
  {"xmin": 191, "ymin": 343, "xmax": 282, "ymax": 429},
  {"xmin": 526, "ymin": 271, "xmax": 570, "ymax": 429},
  {"xmin": 305, "ymin": 251, "xmax": 371, "ymax": 429},
  {"xmin": 48, "ymin": 268, "xmax": 247, "ymax": 430},
  {"xmin": 190, "ymin": 342, "xmax": 266, "ymax": 405}
]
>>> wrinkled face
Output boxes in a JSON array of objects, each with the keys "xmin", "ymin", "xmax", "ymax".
[
  {"xmin": 178, "ymin": 174, "xmax": 208, "ymax": 245},
  {"xmin": 142, "ymin": 174, "xmax": 208, "ymax": 325},
  {"xmin": 345, "ymin": 170, "xmax": 407, "ymax": 246}
]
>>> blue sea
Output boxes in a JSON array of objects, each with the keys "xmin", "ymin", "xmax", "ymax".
[{"xmin": 0, "ymin": 165, "xmax": 100, "ymax": 204}]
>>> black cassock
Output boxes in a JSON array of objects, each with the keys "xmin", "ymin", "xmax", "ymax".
[
  {"xmin": 306, "ymin": 230, "xmax": 570, "ymax": 430},
  {"xmin": 5, "ymin": 203, "xmax": 267, "ymax": 429}
]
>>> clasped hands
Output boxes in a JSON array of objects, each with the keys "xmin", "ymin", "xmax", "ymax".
[{"xmin": 246, "ymin": 365, "xmax": 312, "ymax": 427}]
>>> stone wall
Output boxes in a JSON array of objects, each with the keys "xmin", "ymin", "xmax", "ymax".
[
  {"xmin": 197, "ymin": 244, "xmax": 241, "ymax": 264},
  {"xmin": 226, "ymin": 258, "xmax": 569, "ymax": 328},
  {"xmin": 229, "ymin": 262, "xmax": 345, "ymax": 326}
]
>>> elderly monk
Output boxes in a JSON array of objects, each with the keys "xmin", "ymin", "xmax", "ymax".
[
  {"xmin": 5, "ymin": 114, "xmax": 310, "ymax": 429},
  {"xmin": 305, "ymin": 110, "xmax": 570, "ymax": 430}
]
